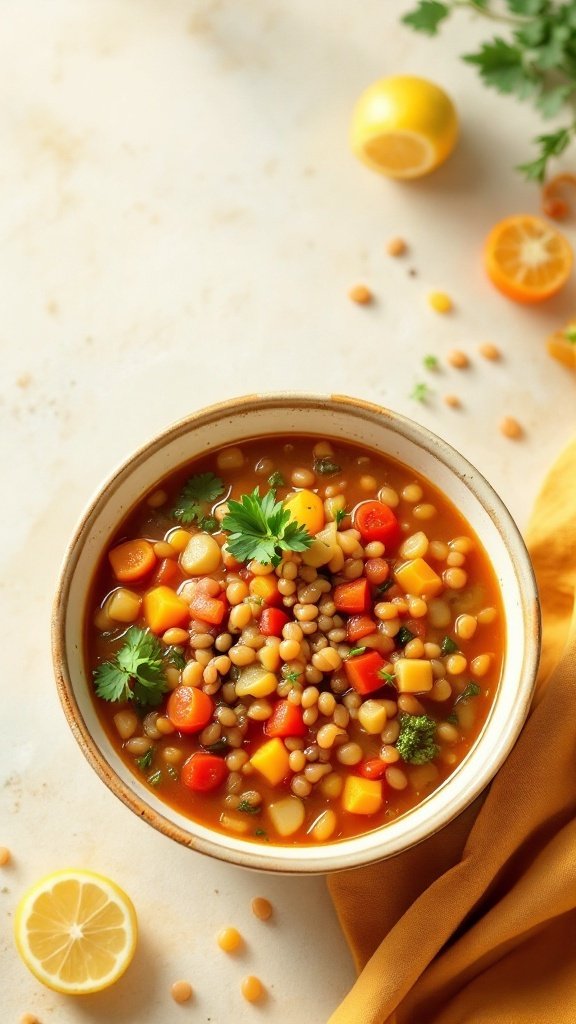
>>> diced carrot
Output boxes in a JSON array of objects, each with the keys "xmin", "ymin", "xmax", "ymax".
[
  {"xmin": 188, "ymin": 591, "xmax": 228, "ymax": 625},
  {"xmin": 250, "ymin": 575, "xmax": 282, "ymax": 607},
  {"xmin": 109, "ymin": 539, "xmax": 156, "ymax": 583},
  {"xmin": 343, "ymin": 650, "xmax": 386, "ymax": 695},
  {"xmin": 259, "ymin": 607, "xmax": 290, "ymax": 637},
  {"xmin": 143, "ymin": 585, "xmax": 190, "ymax": 634},
  {"xmin": 264, "ymin": 700, "xmax": 306, "ymax": 738},
  {"xmin": 346, "ymin": 614, "xmax": 377, "ymax": 642},
  {"xmin": 181, "ymin": 752, "xmax": 227, "ymax": 791},
  {"xmin": 152, "ymin": 557, "xmax": 180, "ymax": 587},
  {"xmin": 353, "ymin": 501, "xmax": 401, "ymax": 548},
  {"xmin": 167, "ymin": 686, "xmax": 214, "ymax": 733},
  {"xmin": 334, "ymin": 578, "xmax": 370, "ymax": 615}
]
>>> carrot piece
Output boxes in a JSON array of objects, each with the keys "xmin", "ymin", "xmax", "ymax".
[
  {"xmin": 152, "ymin": 557, "xmax": 180, "ymax": 587},
  {"xmin": 188, "ymin": 592, "xmax": 228, "ymax": 625},
  {"xmin": 181, "ymin": 752, "xmax": 227, "ymax": 791},
  {"xmin": 249, "ymin": 575, "xmax": 282, "ymax": 607},
  {"xmin": 343, "ymin": 650, "xmax": 386, "ymax": 695},
  {"xmin": 143, "ymin": 585, "xmax": 190, "ymax": 634},
  {"xmin": 264, "ymin": 700, "xmax": 306, "ymax": 738},
  {"xmin": 259, "ymin": 608, "xmax": 290, "ymax": 637},
  {"xmin": 334, "ymin": 578, "xmax": 370, "ymax": 615},
  {"xmin": 167, "ymin": 686, "xmax": 214, "ymax": 733},
  {"xmin": 353, "ymin": 501, "xmax": 401, "ymax": 548},
  {"xmin": 346, "ymin": 614, "xmax": 378, "ymax": 642},
  {"xmin": 108, "ymin": 539, "xmax": 156, "ymax": 582}
]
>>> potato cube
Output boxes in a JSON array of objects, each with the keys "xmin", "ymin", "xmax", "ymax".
[
  {"xmin": 342, "ymin": 776, "xmax": 383, "ymax": 816},
  {"xmin": 395, "ymin": 558, "xmax": 443, "ymax": 599},
  {"xmin": 267, "ymin": 796, "xmax": 305, "ymax": 837},
  {"xmin": 250, "ymin": 738, "xmax": 290, "ymax": 786},
  {"xmin": 357, "ymin": 699, "xmax": 387, "ymax": 734},
  {"xmin": 143, "ymin": 586, "xmax": 190, "ymax": 634},
  {"xmin": 235, "ymin": 666, "xmax": 278, "ymax": 698},
  {"xmin": 107, "ymin": 588, "xmax": 142, "ymax": 623},
  {"xmin": 180, "ymin": 533, "xmax": 222, "ymax": 575},
  {"xmin": 395, "ymin": 658, "xmax": 434, "ymax": 693}
]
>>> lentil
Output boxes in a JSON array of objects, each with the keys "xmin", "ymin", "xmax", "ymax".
[
  {"xmin": 447, "ymin": 349, "xmax": 469, "ymax": 369},
  {"xmin": 171, "ymin": 981, "xmax": 193, "ymax": 1004},
  {"xmin": 348, "ymin": 284, "xmax": 373, "ymax": 305},
  {"xmin": 0, "ymin": 847, "xmax": 11, "ymax": 866},
  {"xmin": 500, "ymin": 416, "xmax": 523, "ymax": 440},
  {"xmin": 241, "ymin": 976, "xmax": 265, "ymax": 1003},
  {"xmin": 386, "ymin": 236, "xmax": 407, "ymax": 256},
  {"xmin": 479, "ymin": 342, "xmax": 501, "ymax": 361},
  {"xmin": 251, "ymin": 896, "xmax": 273, "ymax": 921}
]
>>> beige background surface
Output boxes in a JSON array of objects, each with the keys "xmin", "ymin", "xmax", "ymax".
[{"xmin": 1, "ymin": 2, "xmax": 574, "ymax": 1022}]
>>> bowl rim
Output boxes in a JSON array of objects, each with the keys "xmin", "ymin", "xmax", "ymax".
[{"xmin": 52, "ymin": 392, "xmax": 541, "ymax": 873}]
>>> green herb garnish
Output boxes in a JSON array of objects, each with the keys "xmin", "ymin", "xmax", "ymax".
[
  {"xmin": 376, "ymin": 578, "xmax": 394, "ymax": 595},
  {"xmin": 199, "ymin": 514, "xmax": 218, "ymax": 533},
  {"xmin": 238, "ymin": 800, "xmax": 261, "ymax": 814},
  {"xmin": 402, "ymin": 0, "xmax": 576, "ymax": 181},
  {"xmin": 166, "ymin": 646, "xmax": 186, "ymax": 670},
  {"xmin": 423, "ymin": 354, "xmax": 439, "ymax": 371},
  {"xmin": 454, "ymin": 682, "xmax": 482, "ymax": 705},
  {"xmin": 314, "ymin": 457, "xmax": 342, "ymax": 476},
  {"xmin": 564, "ymin": 327, "xmax": 576, "ymax": 344},
  {"xmin": 446, "ymin": 712, "xmax": 459, "ymax": 725},
  {"xmin": 410, "ymin": 381, "xmax": 432, "ymax": 403},
  {"xmin": 255, "ymin": 828, "xmax": 269, "ymax": 840},
  {"xmin": 166, "ymin": 765, "xmax": 179, "ymax": 781},
  {"xmin": 397, "ymin": 626, "xmax": 416, "ymax": 646},
  {"xmin": 283, "ymin": 668, "xmax": 302, "ymax": 685},
  {"xmin": 396, "ymin": 713, "xmax": 439, "ymax": 765},
  {"xmin": 378, "ymin": 669, "xmax": 397, "ymax": 686},
  {"xmin": 347, "ymin": 646, "xmax": 367, "ymax": 658},
  {"xmin": 334, "ymin": 507, "xmax": 348, "ymax": 527},
  {"xmin": 94, "ymin": 627, "xmax": 169, "ymax": 707},
  {"xmin": 147, "ymin": 770, "xmax": 162, "ymax": 787},
  {"xmin": 135, "ymin": 748, "xmax": 154, "ymax": 771},
  {"xmin": 172, "ymin": 472, "xmax": 225, "ymax": 526},
  {"xmin": 222, "ymin": 488, "xmax": 313, "ymax": 566},
  {"xmin": 267, "ymin": 470, "xmax": 285, "ymax": 488},
  {"xmin": 203, "ymin": 739, "xmax": 229, "ymax": 755},
  {"xmin": 441, "ymin": 635, "xmax": 459, "ymax": 656}
]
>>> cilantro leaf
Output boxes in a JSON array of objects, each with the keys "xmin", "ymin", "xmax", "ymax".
[
  {"xmin": 397, "ymin": 626, "xmax": 416, "ymax": 646},
  {"xmin": 536, "ymin": 85, "xmax": 575, "ymax": 119},
  {"xmin": 135, "ymin": 748, "xmax": 154, "ymax": 771},
  {"xmin": 410, "ymin": 381, "xmax": 432, "ymax": 403},
  {"xmin": 238, "ymin": 800, "xmax": 261, "ymax": 814},
  {"xmin": 507, "ymin": 0, "xmax": 547, "ymax": 14},
  {"xmin": 222, "ymin": 488, "xmax": 313, "ymax": 566},
  {"xmin": 93, "ymin": 626, "xmax": 170, "ymax": 707},
  {"xmin": 423, "ymin": 354, "xmax": 439, "ymax": 371},
  {"xmin": 314, "ymin": 457, "xmax": 342, "ymax": 476},
  {"xmin": 517, "ymin": 127, "xmax": 573, "ymax": 182},
  {"xmin": 268, "ymin": 471, "xmax": 285, "ymax": 488},
  {"xmin": 347, "ymin": 646, "xmax": 367, "ymax": 658},
  {"xmin": 441, "ymin": 635, "xmax": 459, "ymax": 656},
  {"xmin": 378, "ymin": 669, "xmax": 397, "ymax": 686},
  {"xmin": 454, "ymin": 682, "xmax": 482, "ymax": 705},
  {"xmin": 94, "ymin": 661, "xmax": 133, "ymax": 703},
  {"xmin": 402, "ymin": 1, "xmax": 450, "ymax": 36},
  {"xmin": 334, "ymin": 507, "xmax": 348, "ymax": 527},
  {"xmin": 463, "ymin": 38, "xmax": 537, "ymax": 100},
  {"xmin": 172, "ymin": 472, "xmax": 225, "ymax": 525}
]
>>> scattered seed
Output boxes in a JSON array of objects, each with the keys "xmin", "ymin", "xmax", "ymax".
[
  {"xmin": 478, "ymin": 342, "xmax": 501, "ymax": 361},
  {"xmin": 20, "ymin": 1015, "xmax": 40, "ymax": 1024},
  {"xmin": 251, "ymin": 896, "xmax": 273, "ymax": 921},
  {"xmin": 499, "ymin": 416, "xmax": 523, "ymax": 440},
  {"xmin": 348, "ymin": 284, "xmax": 373, "ymax": 305},
  {"xmin": 428, "ymin": 291, "xmax": 453, "ymax": 313},
  {"xmin": 241, "ymin": 975, "xmax": 265, "ymax": 1002},
  {"xmin": 447, "ymin": 349, "xmax": 469, "ymax": 369},
  {"xmin": 0, "ymin": 847, "xmax": 10, "ymax": 866},
  {"xmin": 386, "ymin": 236, "xmax": 406, "ymax": 257},
  {"xmin": 171, "ymin": 980, "xmax": 193, "ymax": 1004},
  {"xmin": 217, "ymin": 926, "xmax": 242, "ymax": 952},
  {"xmin": 443, "ymin": 394, "xmax": 461, "ymax": 409}
]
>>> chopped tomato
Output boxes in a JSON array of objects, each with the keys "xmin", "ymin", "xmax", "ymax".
[
  {"xmin": 152, "ymin": 557, "xmax": 180, "ymax": 587},
  {"xmin": 167, "ymin": 686, "xmax": 214, "ymax": 733},
  {"xmin": 343, "ymin": 650, "xmax": 387, "ymax": 695},
  {"xmin": 181, "ymin": 752, "xmax": 228, "ymax": 792},
  {"xmin": 347, "ymin": 614, "xmax": 377, "ymax": 642},
  {"xmin": 188, "ymin": 592, "xmax": 228, "ymax": 626},
  {"xmin": 334, "ymin": 578, "xmax": 370, "ymax": 615},
  {"xmin": 353, "ymin": 501, "xmax": 401, "ymax": 548},
  {"xmin": 264, "ymin": 700, "xmax": 307, "ymax": 738},
  {"xmin": 359, "ymin": 758, "xmax": 388, "ymax": 780},
  {"xmin": 259, "ymin": 607, "xmax": 291, "ymax": 637}
]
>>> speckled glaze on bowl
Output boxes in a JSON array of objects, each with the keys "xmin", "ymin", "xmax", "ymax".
[{"xmin": 52, "ymin": 394, "xmax": 540, "ymax": 874}]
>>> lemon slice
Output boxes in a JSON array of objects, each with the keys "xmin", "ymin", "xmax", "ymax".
[
  {"xmin": 14, "ymin": 869, "xmax": 138, "ymax": 994},
  {"xmin": 351, "ymin": 75, "xmax": 458, "ymax": 179}
]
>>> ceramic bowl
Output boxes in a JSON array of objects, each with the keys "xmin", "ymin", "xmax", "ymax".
[{"xmin": 52, "ymin": 393, "xmax": 540, "ymax": 873}]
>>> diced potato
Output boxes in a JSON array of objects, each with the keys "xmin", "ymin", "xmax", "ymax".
[
  {"xmin": 342, "ymin": 776, "xmax": 383, "ymax": 815},
  {"xmin": 235, "ymin": 665, "xmax": 279, "ymax": 698},
  {"xmin": 250, "ymin": 738, "xmax": 290, "ymax": 785},
  {"xmin": 395, "ymin": 658, "xmax": 434, "ymax": 693},
  {"xmin": 408, "ymin": 762, "xmax": 440, "ymax": 793},
  {"xmin": 165, "ymin": 528, "xmax": 192, "ymax": 553},
  {"xmin": 107, "ymin": 587, "xmax": 142, "ymax": 623},
  {"xmin": 307, "ymin": 809, "xmax": 337, "ymax": 842},
  {"xmin": 220, "ymin": 813, "xmax": 250, "ymax": 835},
  {"xmin": 301, "ymin": 522, "xmax": 338, "ymax": 567},
  {"xmin": 284, "ymin": 489, "xmax": 325, "ymax": 535},
  {"xmin": 357, "ymin": 699, "xmax": 387, "ymax": 734},
  {"xmin": 143, "ymin": 586, "xmax": 190, "ymax": 634},
  {"xmin": 395, "ymin": 558, "xmax": 443, "ymax": 599},
  {"xmin": 267, "ymin": 796, "xmax": 305, "ymax": 837},
  {"xmin": 180, "ymin": 533, "xmax": 222, "ymax": 575}
]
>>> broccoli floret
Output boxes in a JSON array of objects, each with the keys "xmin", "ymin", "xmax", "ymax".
[{"xmin": 396, "ymin": 713, "xmax": 439, "ymax": 765}]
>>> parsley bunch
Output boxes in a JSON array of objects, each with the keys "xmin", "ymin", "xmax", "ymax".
[
  {"xmin": 402, "ymin": 0, "xmax": 576, "ymax": 181},
  {"xmin": 222, "ymin": 488, "xmax": 313, "ymax": 566},
  {"xmin": 94, "ymin": 626, "xmax": 170, "ymax": 707},
  {"xmin": 172, "ymin": 472, "xmax": 225, "ymax": 530}
]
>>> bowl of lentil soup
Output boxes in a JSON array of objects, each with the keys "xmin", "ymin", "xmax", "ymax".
[{"xmin": 53, "ymin": 394, "xmax": 539, "ymax": 872}]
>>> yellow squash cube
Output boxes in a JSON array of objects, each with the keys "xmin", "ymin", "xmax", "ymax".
[
  {"xmin": 395, "ymin": 658, "xmax": 434, "ymax": 693},
  {"xmin": 143, "ymin": 586, "xmax": 190, "ymax": 634},
  {"xmin": 284, "ymin": 489, "xmax": 325, "ymax": 535},
  {"xmin": 395, "ymin": 558, "xmax": 443, "ymax": 599},
  {"xmin": 250, "ymin": 738, "xmax": 290, "ymax": 786},
  {"xmin": 342, "ymin": 775, "xmax": 383, "ymax": 816}
]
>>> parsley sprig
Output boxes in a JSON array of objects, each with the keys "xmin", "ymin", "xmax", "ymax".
[
  {"xmin": 222, "ymin": 488, "xmax": 313, "ymax": 566},
  {"xmin": 172, "ymin": 472, "xmax": 225, "ymax": 527},
  {"xmin": 402, "ymin": 0, "xmax": 576, "ymax": 180},
  {"xmin": 94, "ymin": 626, "xmax": 171, "ymax": 707}
]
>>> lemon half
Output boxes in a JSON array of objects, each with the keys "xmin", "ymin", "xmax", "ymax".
[
  {"xmin": 351, "ymin": 75, "xmax": 458, "ymax": 179},
  {"xmin": 14, "ymin": 869, "xmax": 138, "ymax": 995}
]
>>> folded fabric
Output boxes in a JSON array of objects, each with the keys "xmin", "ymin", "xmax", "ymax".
[{"xmin": 328, "ymin": 437, "xmax": 576, "ymax": 1024}]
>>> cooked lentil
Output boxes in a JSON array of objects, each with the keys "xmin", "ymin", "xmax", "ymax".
[{"xmin": 171, "ymin": 981, "xmax": 193, "ymax": 1004}]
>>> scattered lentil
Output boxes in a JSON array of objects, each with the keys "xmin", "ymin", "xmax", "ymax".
[
  {"xmin": 479, "ymin": 342, "xmax": 501, "ymax": 361},
  {"xmin": 348, "ymin": 284, "xmax": 373, "ymax": 305},
  {"xmin": 171, "ymin": 980, "xmax": 193, "ymax": 1004},
  {"xmin": 386, "ymin": 236, "xmax": 407, "ymax": 257},
  {"xmin": 251, "ymin": 896, "xmax": 273, "ymax": 921},
  {"xmin": 241, "ymin": 976, "xmax": 265, "ymax": 1003},
  {"xmin": 217, "ymin": 926, "xmax": 242, "ymax": 953},
  {"xmin": 499, "ymin": 416, "xmax": 523, "ymax": 440},
  {"xmin": 428, "ymin": 291, "xmax": 453, "ymax": 313},
  {"xmin": 447, "ymin": 349, "xmax": 469, "ymax": 369}
]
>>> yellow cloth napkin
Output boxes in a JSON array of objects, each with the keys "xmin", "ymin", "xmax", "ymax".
[{"xmin": 328, "ymin": 438, "xmax": 576, "ymax": 1024}]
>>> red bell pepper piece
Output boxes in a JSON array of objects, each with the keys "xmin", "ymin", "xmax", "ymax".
[
  {"xmin": 334, "ymin": 578, "xmax": 370, "ymax": 615},
  {"xmin": 343, "ymin": 649, "xmax": 387, "ymax": 695},
  {"xmin": 264, "ymin": 700, "xmax": 307, "ymax": 738},
  {"xmin": 353, "ymin": 500, "xmax": 401, "ymax": 549},
  {"xmin": 259, "ymin": 607, "xmax": 290, "ymax": 637},
  {"xmin": 359, "ymin": 758, "xmax": 388, "ymax": 780},
  {"xmin": 346, "ymin": 614, "xmax": 378, "ymax": 642},
  {"xmin": 188, "ymin": 591, "xmax": 228, "ymax": 625},
  {"xmin": 181, "ymin": 752, "xmax": 228, "ymax": 792},
  {"xmin": 152, "ymin": 557, "xmax": 180, "ymax": 587}
]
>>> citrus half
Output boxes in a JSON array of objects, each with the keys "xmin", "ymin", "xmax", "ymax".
[
  {"xmin": 484, "ymin": 215, "xmax": 573, "ymax": 304},
  {"xmin": 350, "ymin": 75, "xmax": 458, "ymax": 179},
  {"xmin": 14, "ymin": 869, "xmax": 138, "ymax": 994}
]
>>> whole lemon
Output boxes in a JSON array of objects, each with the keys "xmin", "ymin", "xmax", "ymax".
[{"xmin": 350, "ymin": 75, "xmax": 458, "ymax": 179}]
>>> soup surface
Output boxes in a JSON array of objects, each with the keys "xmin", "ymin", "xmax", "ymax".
[{"xmin": 87, "ymin": 435, "xmax": 504, "ymax": 845}]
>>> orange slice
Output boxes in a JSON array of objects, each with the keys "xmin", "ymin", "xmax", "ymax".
[{"xmin": 484, "ymin": 215, "xmax": 573, "ymax": 304}]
